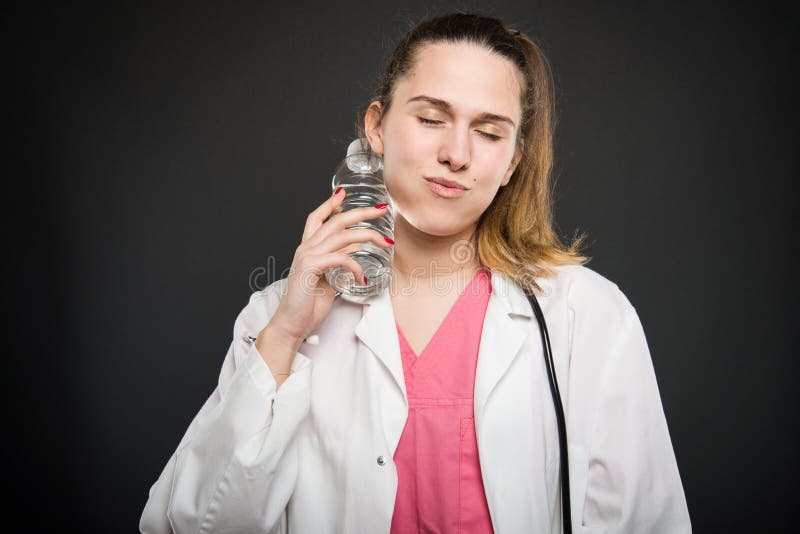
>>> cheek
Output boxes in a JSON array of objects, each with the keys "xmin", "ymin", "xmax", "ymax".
[
  {"xmin": 470, "ymin": 183, "xmax": 500, "ymax": 209},
  {"xmin": 384, "ymin": 119, "xmax": 430, "ymax": 172},
  {"xmin": 382, "ymin": 122, "xmax": 427, "ymax": 195},
  {"xmin": 467, "ymin": 166, "xmax": 509, "ymax": 209}
]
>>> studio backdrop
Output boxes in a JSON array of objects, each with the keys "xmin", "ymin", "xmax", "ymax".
[{"xmin": 10, "ymin": 1, "xmax": 794, "ymax": 531}]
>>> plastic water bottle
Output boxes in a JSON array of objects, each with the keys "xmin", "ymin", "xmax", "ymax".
[{"xmin": 324, "ymin": 139, "xmax": 394, "ymax": 297}]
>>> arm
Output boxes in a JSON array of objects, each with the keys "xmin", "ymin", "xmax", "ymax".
[
  {"xmin": 139, "ymin": 190, "xmax": 387, "ymax": 533},
  {"xmin": 580, "ymin": 301, "xmax": 692, "ymax": 533},
  {"xmin": 139, "ymin": 284, "xmax": 312, "ymax": 534}
]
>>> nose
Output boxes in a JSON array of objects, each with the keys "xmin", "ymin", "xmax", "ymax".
[{"xmin": 437, "ymin": 126, "xmax": 470, "ymax": 171}]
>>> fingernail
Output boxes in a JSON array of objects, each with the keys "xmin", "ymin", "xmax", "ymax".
[
  {"xmin": 374, "ymin": 202, "xmax": 388, "ymax": 209},
  {"xmin": 334, "ymin": 186, "xmax": 344, "ymax": 196},
  {"xmin": 383, "ymin": 236, "xmax": 395, "ymax": 245},
  {"xmin": 363, "ymin": 275, "xmax": 368, "ymax": 284}
]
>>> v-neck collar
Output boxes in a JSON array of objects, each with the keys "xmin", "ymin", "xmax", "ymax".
[{"xmin": 395, "ymin": 268, "xmax": 488, "ymax": 365}]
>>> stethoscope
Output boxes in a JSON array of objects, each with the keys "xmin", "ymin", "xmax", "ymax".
[{"xmin": 523, "ymin": 284, "xmax": 572, "ymax": 534}]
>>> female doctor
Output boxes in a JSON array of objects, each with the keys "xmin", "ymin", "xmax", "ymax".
[{"xmin": 140, "ymin": 11, "xmax": 691, "ymax": 534}]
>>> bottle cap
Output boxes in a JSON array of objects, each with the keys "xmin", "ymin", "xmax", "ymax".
[{"xmin": 347, "ymin": 139, "xmax": 367, "ymax": 157}]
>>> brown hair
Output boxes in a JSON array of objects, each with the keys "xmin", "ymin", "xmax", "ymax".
[{"xmin": 355, "ymin": 11, "xmax": 589, "ymax": 290}]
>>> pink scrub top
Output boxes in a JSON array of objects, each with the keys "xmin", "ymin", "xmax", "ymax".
[{"xmin": 390, "ymin": 267, "xmax": 494, "ymax": 534}]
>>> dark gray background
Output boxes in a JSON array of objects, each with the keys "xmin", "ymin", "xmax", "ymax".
[{"xmin": 11, "ymin": 0, "xmax": 794, "ymax": 531}]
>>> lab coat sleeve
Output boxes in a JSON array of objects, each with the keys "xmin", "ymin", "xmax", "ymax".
[
  {"xmin": 580, "ymin": 298, "xmax": 692, "ymax": 533},
  {"xmin": 139, "ymin": 282, "xmax": 312, "ymax": 534}
]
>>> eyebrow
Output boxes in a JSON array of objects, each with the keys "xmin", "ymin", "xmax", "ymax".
[{"xmin": 406, "ymin": 95, "xmax": 516, "ymax": 128}]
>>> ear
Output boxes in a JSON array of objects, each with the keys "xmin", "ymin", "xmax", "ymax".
[
  {"xmin": 364, "ymin": 101, "xmax": 385, "ymax": 155},
  {"xmin": 500, "ymin": 139, "xmax": 524, "ymax": 187}
]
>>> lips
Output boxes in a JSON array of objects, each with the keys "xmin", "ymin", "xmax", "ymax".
[
  {"xmin": 425, "ymin": 177, "xmax": 469, "ymax": 198},
  {"xmin": 424, "ymin": 177, "xmax": 468, "ymax": 190}
]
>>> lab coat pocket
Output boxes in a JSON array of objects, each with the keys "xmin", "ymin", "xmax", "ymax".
[
  {"xmin": 567, "ymin": 442, "xmax": 605, "ymax": 534},
  {"xmin": 458, "ymin": 416, "xmax": 493, "ymax": 533}
]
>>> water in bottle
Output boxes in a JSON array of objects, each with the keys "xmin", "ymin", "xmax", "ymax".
[{"xmin": 325, "ymin": 139, "xmax": 394, "ymax": 297}]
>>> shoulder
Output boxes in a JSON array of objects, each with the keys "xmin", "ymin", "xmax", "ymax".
[
  {"xmin": 545, "ymin": 263, "xmax": 639, "ymax": 331},
  {"xmin": 544, "ymin": 267, "xmax": 654, "ymax": 400}
]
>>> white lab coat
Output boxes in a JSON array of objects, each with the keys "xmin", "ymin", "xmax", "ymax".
[{"xmin": 139, "ymin": 264, "xmax": 691, "ymax": 533}]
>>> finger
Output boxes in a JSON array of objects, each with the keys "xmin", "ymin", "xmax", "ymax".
[
  {"xmin": 299, "ymin": 252, "xmax": 367, "ymax": 286},
  {"xmin": 302, "ymin": 187, "xmax": 346, "ymax": 243},
  {"xmin": 307, "ymin": 202, "xmax": 390, "ymax": 246},
  {"xmin": 307, "ymin": 227, "xmax": 393, "ymax": 256}
]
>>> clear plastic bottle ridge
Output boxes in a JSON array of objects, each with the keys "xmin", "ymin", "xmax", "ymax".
[{"xmin": 325, "ymin": 139, "xmax": 394, "ymax": 297}]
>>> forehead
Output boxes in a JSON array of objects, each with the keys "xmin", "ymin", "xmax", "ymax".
[{"xmin": 397, "ymin": 41, "xmax": 523, "ymax": 120}]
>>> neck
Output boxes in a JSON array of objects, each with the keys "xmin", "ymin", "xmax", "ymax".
[{"xmin": 389, "ymin": 213, "xmax": 482, "ymax": 290}]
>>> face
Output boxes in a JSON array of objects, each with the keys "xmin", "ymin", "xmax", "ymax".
[{"xmin": 365, "ymin": 41, "xmax": 524, "ymax": 238}]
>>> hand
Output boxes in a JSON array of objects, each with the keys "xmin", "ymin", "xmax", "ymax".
[{"xmin": 266, "ymin": 188, "xmax": 392, "ymax": 343}]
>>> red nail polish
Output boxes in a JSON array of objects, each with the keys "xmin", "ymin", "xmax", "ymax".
[
  {"xmin": 383, "ymin": 236, "xmax": 395, "ymax": 245},
  {"xmin": 363, "ymin": 275, "xmax": 368, "ymax": 284},
  {"xmin": 374, "ymin": 202, "xmax": 388, "ymax": 209},
  {"xmin": 334, "ymin": 186, "xmax": 344, "ymax": 196}
]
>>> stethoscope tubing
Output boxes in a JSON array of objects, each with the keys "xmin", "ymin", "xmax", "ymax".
[{"xmin": 524, "ymin": 286, "xmax": 572, "ymax": 534}]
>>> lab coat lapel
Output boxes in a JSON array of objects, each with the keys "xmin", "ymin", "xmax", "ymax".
[
  {"xmin": 474, "ymin": 271, "xmax": 533, "ymax": 419},
  {"xmin": 352, "ymin": 287, "xmax": 407, "ymax": 403},
  {"xmin": 348, "ymin": 271, "xmax": 540, "ymax": 419}
]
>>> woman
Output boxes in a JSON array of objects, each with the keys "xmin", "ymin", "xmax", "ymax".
[{"xmin": 140, "ymin": 12, "xmax": 691, "ymax": 534}]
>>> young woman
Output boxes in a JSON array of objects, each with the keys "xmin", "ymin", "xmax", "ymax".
[{"xmin": 140, "ymin": 12, "xmax": 691, "ymax": 534}]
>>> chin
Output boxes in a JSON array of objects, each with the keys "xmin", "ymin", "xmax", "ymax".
[{"xmin": 405, "ymin": 211, "xmax": 470, "ymax": 238}]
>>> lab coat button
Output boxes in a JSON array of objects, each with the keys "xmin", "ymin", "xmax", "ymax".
[{"xmin": 377, "ymin": 455, "xmax": 387, "ymax": 466}]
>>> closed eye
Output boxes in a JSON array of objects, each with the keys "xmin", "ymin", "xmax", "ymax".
[
  {"xmin": 417, "ymin": 117, "xmax": 502, "ymax": 142},
  {"xmin": 479, "ymin": 132, "xmax": 502, "ymax": 142}
]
